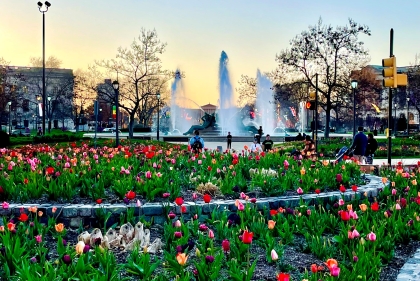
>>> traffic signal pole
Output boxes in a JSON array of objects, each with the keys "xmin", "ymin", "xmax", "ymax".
[
  {"xmin": 387, "ymin": 29, "xmax": 394, "ymax": 166},
  {"xmin": 315, "ymin": 73, "xmax": 318, "ymax": 155}
]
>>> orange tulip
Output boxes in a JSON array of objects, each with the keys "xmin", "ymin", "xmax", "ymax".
[
  {"xmin": 359, "ymin": 204, "xmax": 367, "ymax": 212},
  {"xmin": 325, "ymin": 258, "xmax": 338, "ymax": 269},
  {"xmin": 75, "ymin": 241, "xmax": 85, "ymax": 255},
  {"xmin": 268, "ymin": 220, "xmax": 276, "ymax": 230},
  {"xmin": 55, "ymin": 223, "xmax": 65, "ymax": 233},
  {"xmin": 176, "ymin": 253, "xmax": 188, "ymax": 266}
]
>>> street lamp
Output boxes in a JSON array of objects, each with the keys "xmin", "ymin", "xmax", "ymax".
[
  {"xmin": 156, "ymin": 92, "xmax": 161, "ymax": 141},
  {"xmin": 112, "ymin": 80, "xmax": 120, "ymax": 147},
  {"xmin": 7, "ymin": 101, "xmax": 11, "ymax": 135},
  {"xmin": 351, "ymin": 79, "xmax": 358, "ymax": 137},
  {"xmin": 407, "ymin": 97, "xmax": 410, "ymax": 136},
  {"xmin": 394, "ymin": 104, "xmax": 397, "ymax": 136},
  {"xmin": 37, "ymin": 1, "xmax": 51, "ymax": 136},
  {"xmin": 47, "ymin": 96, "xmax": 51, "ymax": 133}
]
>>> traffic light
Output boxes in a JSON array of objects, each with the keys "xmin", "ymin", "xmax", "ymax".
[
  {"xmin": 382, "ymin": 56, "xmax": 408, "ymax": 88},
  {"xmin": 305, "ymin": 100, "xmax": 315, "ymax": 110},
  {"xmin": 112, "ymin": 106, "xmax": 116, "ymax": 119}
]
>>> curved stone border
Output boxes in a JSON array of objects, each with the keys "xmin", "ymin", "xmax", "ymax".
[
  {"xmin": 0, "ymin": 174, "xmax": 384, "ymax": 228},
  {"xmin": 396, "ymin": 248, "xmax": 420, "ymax": 280}
]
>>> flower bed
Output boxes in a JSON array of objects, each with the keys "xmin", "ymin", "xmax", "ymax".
[
  {"xmin": 1, "ymin": 166, "xmax": 420, "ymax": 280},
  {"xmin": 0, "ymin": 142, "xmax": 363, "ymax": 204}
]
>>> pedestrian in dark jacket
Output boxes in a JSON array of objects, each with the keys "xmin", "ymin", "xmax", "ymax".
[
  {"xmin": 227, "ymin": 132, "xmax": 232, "ymax": 149},
  {"xmin": 349, "ymin": 126, "xmax": 368, "ymax": 164},
  {"xmin": 365, "ymin": 133, "xmax": 378, "ymax": 164}
]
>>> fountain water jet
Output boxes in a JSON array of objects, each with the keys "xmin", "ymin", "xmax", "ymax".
[
  {"xmin": 218, "ymin": 51, "xmax": 236, "ymax": 135},
  {"xmin": 255, "ymin": 70, "xmax": 275, "ymax": 134}
]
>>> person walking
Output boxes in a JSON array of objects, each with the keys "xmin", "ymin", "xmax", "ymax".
[
  {"xmin": 349, "ymin": 126, "xmax": 368, "ymax": 164},
  {"xmin": 227, "ymin": 131, "xmax": 232, "ymax": 150},
  {"xmin": 189, "ymin": 130, "xmax": 205, "ymax": 153},
  {"xmin": 262, "ymin": 134, "xmax": 274, "ymax": 151},
  {"xmin": 365, "ymin": 133, "xmax": 378, "ymax": 164}
]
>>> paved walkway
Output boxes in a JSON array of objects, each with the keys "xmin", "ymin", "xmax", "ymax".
[{"xmin": 396, "ymin": 248, "xmax": 420, "ymax": 280}]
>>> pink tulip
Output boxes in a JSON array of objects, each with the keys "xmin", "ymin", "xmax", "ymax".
[
  {"xmin": 271, "ymin": 249, "xmax": 278, "ymax": 261},
  {"xmin": 35, "ymin": 235, "xmax": 42, "ymax": 243},
  {"xmin": 2, "ymin": 202, "xmax": 9, "ymax": 209},
  {"xmin": 197, "ymin": 160, "xmax": 202, "ymax": 165},
  {"xmin": 240, "ymin": 192, "xmax": 246, "ymax": 200},
  {"xmin": 391, "ymin": 188, "xmax": 397, "ymax": 195},
  {"xmin": 330, "ymin": 266, "xmax": 340, "ymax": 277},
  {"xmin": 208, "ymin": 229, "xmax": 215, "ymax": 239},
  {"xmin": 366, "ymin": 232, "xmax": 376, "ymax": 241},
  {"xmin": 237, "ymin": 201, "xmax": 245, "ymax": 211},
  {"xmin": 192, "ymin": 193, "xmax": 198, "ymax": 200},
  {"xmin": 395, "ymin": 203, "xmax": 401, "ymax": 210},
  {"xmin": 174, "ymin": 220, "xmax": 181, "ymax": 228},
  {"xmin": 338, "ymin": 199, "xmax": 344, "ymax": 206},
  {"xmin": 145, "ymin": 171, "xmax": 152, "ymax": 179},
  {"xmin": 297, "ymin": 187, "xmax": 304, "ymax": 195}
]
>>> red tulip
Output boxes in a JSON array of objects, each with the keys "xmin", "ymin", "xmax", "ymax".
[
  {"xmin": 46, "ymin": 167, "xmax": 55, "ymax": 175},
  {"xmin": 315, "ymin": 189, "xmax": 321, "ymax": 194},
  {"xmin": 371, "ymin": 202, "xmax": 379, "ymax": 211},
  {"xmin": 242, "ymin": 230, "xmax": 253, "ymax": 244},
  {"xmin": 96, "ymin": 199, "xmax": 102, "ymax": 204},
  {"xmin": 336, "ymin": 174, "xmax": 342, "ymax": 182},
  {"xmin": 125, "ymin": 191, "xmax": 136, "ymax": 200},
  {"xmin": 222, "ymin": 239, "xmax": 230, "ymax": 252},
  {"xmin": 203, "ymin": 194, "xmax": 211, "ymax": 203},
  {"xmin": 18, "ymin": 213, "xmax": 28, "ymax": 222},
  {"xmin": 175, "ymin": 197, "xmax": 184, "ymax": 206},
  {"xmin": 351, "ymin": 185, "xmax": 358, "ymax": 192},
  {"xmin": 181, "ymin": 205, "xmax": 187, "ymax": 213},
  {"xmin": 340, "ymin": 211, "xmax": 350, "ymax": 221},
  {"xmin": 400, "ymin": 198, "xmax": 407, "ymax": 208},
  {"xmin": 277, "ymin": 272, "xmax": 290, "ymax": 281},
  {"xmin": 207, "ymin": 166, "xmax": 212, "ymax": 171},
  {"xmin": 339, "ymin": 185, "xmax": 346, "ymax": 193}
]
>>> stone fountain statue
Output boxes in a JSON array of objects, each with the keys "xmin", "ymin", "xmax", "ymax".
[{"xmin": 183, "ymin": 112, "xmax": 217, "ymax": 135}]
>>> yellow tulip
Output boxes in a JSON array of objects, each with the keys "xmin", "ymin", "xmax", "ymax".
[{"xmin": 75, "ymin": 241, "xmax": 85, "ymax": 255}]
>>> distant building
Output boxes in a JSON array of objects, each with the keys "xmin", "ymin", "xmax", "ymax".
[{"xmin": 1, "ymin": 65, "xmax": 74, "ymax": 129}]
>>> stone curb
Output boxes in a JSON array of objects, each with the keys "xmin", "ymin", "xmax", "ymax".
[
  {"xmin": 396, "ymin": 248, "xmax": 420, "ymax": 281},
  {"xmin": 0, "ymin": 174, "xmax": 384, "ymax": 228}
]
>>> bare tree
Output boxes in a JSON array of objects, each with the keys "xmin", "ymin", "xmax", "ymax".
[
  {"xmin": 407, "ymin": 54, "xmax": 420, "ymax": 119},
  {"xmin": 94, "ymin": 28, "xmax": 176, "ymax": 138},
  {"xmin": 236, "ymin": 75, "xmax": 257, "ymax": 107},
  {"xmin": 276, "ymin": 18, "xmax": 371, "ymax": 137}
]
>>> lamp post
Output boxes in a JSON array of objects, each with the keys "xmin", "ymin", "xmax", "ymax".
[
  {"xmin": 112, "ymin": 80, "xmax": 120, "ymax": 147},
  {"xmin": 394, "ymin": 104, "xmax": 397, "ymax": 135},
  {"xmin": 156, "ymin": 92, "xmax": 161, "ymax": 141},
  {"xmin": 351, "ymin": 79, "xmax": 358, "ymax": 137},
  {"xmin": 37, "ymin": 1, "xmax": 51, "ymax": 136},
  {"xmin": 47, "ymin": 96, "xmax": 51, "ymax": 133},
  {"xmin": 407, "ymin": 97, "xmax": 410, "ymax": 136},
  {"xmin": 7, "ymin": 101, "xmax": 11, "ymax": 135}
]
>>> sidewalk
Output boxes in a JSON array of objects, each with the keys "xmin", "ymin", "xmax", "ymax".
[{"xmin": 178, "ymin": 141, "xmax": 420, "ymax": 167}]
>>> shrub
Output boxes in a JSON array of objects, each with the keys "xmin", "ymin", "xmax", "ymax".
[{"xmin": 0, "ymin": 131, "xmax": 10, "ymax": 148}]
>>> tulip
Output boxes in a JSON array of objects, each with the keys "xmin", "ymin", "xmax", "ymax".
[
  {"xmin": 242, "ymin": 230, "xmax": 253, "ymax": 244},
  {"xmin": 174, "ymin": 232, "xmax": 183, "ymax": 238},
  {"xmin": 18, "ymin": 213, "xmax": 28, "ymax": 222},
  {"xmin": 208, "ymin": 229, "xmax": 215, "ymax": 239},
  {"xmin": 315, "ymin": 189, "xmax": 321, "ymax": 194},
  {"xmin": 162, "ymin": 192, "xmax": 170, "ymax": 198},
  {"xmin": 371, "ymin": 202, "xmax": 379, "ymax": 211},
  {"xmin": 203, "ymin": 194, "xmax": 211, "ymax": 203},
  {"xmin": 75, "ymin": 241, "xmax": 85, "ymax": 254},
  {"xmin": 336, "ymin": 174, "xmax": 342, "ymax": 182},
  {"xmin": 222, "ymin": 239, "xmax": 230, "ymax": 252},
  {"xmin": 125, "ymin": 190, "xmax": 136, "ymax": 200},
  {"xmin": 353, "ymin": 255, "xmax": 359, "ymax": 262},
  {"xmin": 366, "ymin": 232, "xmax": 376, "ymax": 241},
  {"xmin": 339, "ymin": 185, "xmax": 346, "ymax": 192},
  {"xmin": 35, "ymin": 235, "xmax": 42, "ymax": 243},
  {"xmin": 359, "ymin": 204, "xmax": 367, "ymax": 212},
  {"xmin": 296, "ymin": 187, "xmax": 303, "ymax": 195},
  {"xmin": 330, "ymin": 266, "xmax": 340, "ymax": 277},
  {"xmin": 392, "ymin": 188, "xmax": 397, "ymax": 195},
  {"xmin": 168, "ymin": 212, "xmax": 176, "ymax": 219},
  {"xmin": 175, "ymin": 197, "xmax": 184, "ymax": 206},
  {"xmin": 395, "ymin": 203, "xmax": 401, "ymax": 210},
  {"xmin": 176, "ymin": 253, "xmax": 188, "ymax": 266},
  {"xmin": 55, "ymin": 223, "xmax": 64, "ymax": 233},
  {"xmin": 2, "ymin": 202, "xmax": 9, "ymax": 209},
  {"xmin": 268, "ymin": 220, "xmax": 276, "ymax": 230},
  {"xmin": 271, "ymin": 249, "xmax": 278, "ymax": 261},
  {"xmin": 174, "ymin": 220, "xmax": 181, "ymax": 228},
  {"xmin": 62, "ymin": 254, "xmax": 72, "ymax": 265},
  {"xmin": 338, "ymin": 199, "xmax": 344, "ymax": 206},
  {"xmin": 325, "ymin": 258, "xmax": 338, "ymax": 269},
  {"xmin": 351, "ymin": 185, "xmax": 358, "ymax": 192},
  {"xmin": 240, "ymin": 192, "xmax": 247, "ymax": 199},
  {"xmin": 205, "ymin": 255, "xmax": 215, "ymax": 263},
  {"xmin": 276, "ymin": 272, "xmax": 290, "ymax": 281},
  {"xmin": 340, "ymin": 211, "xmax": 350, "ymax": 221},
  {"xmin": 192, "ymin": 193, "xmax": 198, "ymax": 200}
]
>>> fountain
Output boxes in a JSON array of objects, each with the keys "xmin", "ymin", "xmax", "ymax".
[
  {"xmin": 255, "ymin": 70, "xmax": 275, "ymax": 135},
  {"xmin": 217, "ymin": 51, "xmax": 237, "ymax": 135}
]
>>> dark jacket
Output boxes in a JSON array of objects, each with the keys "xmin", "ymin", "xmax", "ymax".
[
  {"xmin": 365, "ymin": 138, "xmax": 378, "ymax": 156},
  {"xmin": 350, "ymin": 132, "xmax": 368, "ymax": 156}
]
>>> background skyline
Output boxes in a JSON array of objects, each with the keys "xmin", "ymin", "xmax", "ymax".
[{"xmin": 2, "ymin": 0, "xmax": 420, "ymax": 106}]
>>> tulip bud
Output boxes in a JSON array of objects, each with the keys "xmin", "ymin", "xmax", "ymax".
[{"xmin": 271, "ymin": 249, "xmax": 278, "ymax": 261}]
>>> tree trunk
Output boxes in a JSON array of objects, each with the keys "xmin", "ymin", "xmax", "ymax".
[
  {"xmin": 324, "ymin": 109, "xmax": 331, "ymax": 138},
  {"xmin": 128, "ymin": 113, "xmax": 135, "ymax": 139},
  {"xmin": 75, "ymin": 110, "xmax": 79, "ymax": 133}
]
